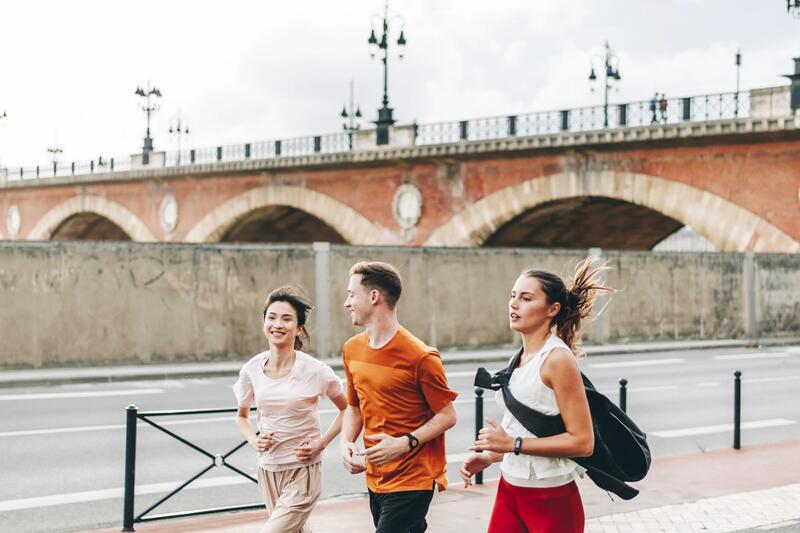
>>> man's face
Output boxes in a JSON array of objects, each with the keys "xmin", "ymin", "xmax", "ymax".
[{"xmin": 344, "ymin": 274, "xmax": 373, "ymax": 326}]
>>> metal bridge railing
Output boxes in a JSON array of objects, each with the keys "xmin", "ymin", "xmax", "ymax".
[{"xmin": 5, "ymin": 90, "xmax": 752, "ymax": 185}]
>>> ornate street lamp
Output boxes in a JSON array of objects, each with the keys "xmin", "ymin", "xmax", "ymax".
[
  {"xmin": 135, "ymin": 83, "xmax": 162, "ymax": 161},
  {"xmin": 367, "ymin": 0, "xmax": 407, "ymax": 145},
  {"xmin": 588, "ymin": 41, "xmax": 622, "ymax": 128},
  {"xmin": 168, "ymin": 114, "xmax": 190, "ymax": 166},
  {"xmin": 47, "ymin": 145, "xmax": 63, "ymax": 165},
  {"xmin": 341, "ymin": 80, "xmax": 362, "ymax": 150},
  {"xmin": 788, "ymin": 0, "xmax": 800, "ymax": 18}
]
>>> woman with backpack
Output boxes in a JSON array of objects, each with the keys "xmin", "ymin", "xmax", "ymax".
[{"xmin": 460, "ymin": 258, "xmax": 612, "ymax": 533}]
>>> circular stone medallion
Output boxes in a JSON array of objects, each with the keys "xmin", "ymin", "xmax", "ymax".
[
  {"xmin": 6, "ymin": 205, "xmax": 21, "ymax": 237},
  {"xmin": 392, "ymin": 183, "xmax": 423, "ymax": 231},
  {"xmin": 159, "ymin": 194, "xmax": 179, "ymax": 233}
]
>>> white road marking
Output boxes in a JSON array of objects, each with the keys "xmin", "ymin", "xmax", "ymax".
[
  {"xmin": 713, "ymin": 353, "xmax": 789, "ymax": 361},
  {"xmin": 588, "ymin": 358, "xmax": 684, "ymax": 369},
  {"xmin": 744, "ymin": 375, "xmax": 800, "ymax": 384},
  {"xmin": 0, "ymin": 453, "xmax": 481, "ymax": 512},
  {"xmin": 650, "ymin": 418, "xmax": 796, "ymax": 438},
  {"xmin": 695, "ymin": 381, "xmax": 720, "ymax": 388},
  {"xmin": 0, "ymin": 388, "xmax": 163, "ymax": 401},
  {"xmin": 0, "ymin": 475, "xmax": 255, "ymax": 512}
]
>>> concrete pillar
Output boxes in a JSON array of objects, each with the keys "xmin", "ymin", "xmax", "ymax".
[
  {"xmin": 589, "ymin": 248, "xmax": 607, "ymax": 345},
  {"xmin": 743, "ymin": 252, "xmax": 758, "ymax": 340},
  {"xmin": 313, "ymin": 242, "xmax": 332, "ymax": 358}
]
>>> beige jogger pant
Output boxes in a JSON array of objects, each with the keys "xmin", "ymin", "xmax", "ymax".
[{"xmin": 257, "ymin": 462, "xmax": 322, "ymax": 533}]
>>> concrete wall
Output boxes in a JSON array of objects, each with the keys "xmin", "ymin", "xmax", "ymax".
[{"xmin": 0, "ymin": 241, "xmax": 798, "ymax": 368}]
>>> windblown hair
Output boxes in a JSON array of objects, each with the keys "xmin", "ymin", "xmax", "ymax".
[
  {"xmin": 262, "ymin": 285, "xmax": 313, "ymax": 350},
  {"xmin": 523, "ymin": 257, "xmax": 614, "ymax": 355}
]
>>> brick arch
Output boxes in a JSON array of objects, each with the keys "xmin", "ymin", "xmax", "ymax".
[
  {"xmin": 185, "ymin": 185, "xmax": 388, "ymax": 244},
  {"xmin": 27, "ymin": 195, "xmax": 156, "ymax": 241},
  {"xmin": 425, "ymin": 171, "xmax": 800, "ymax": 253}
]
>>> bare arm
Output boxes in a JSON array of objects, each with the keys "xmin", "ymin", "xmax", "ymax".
[
  {"xmin": 472, "ymin": 348, "xmax": 594, "ymax": 458},
  {"xmin": 410, "ymin": 402, "xmax": 456, "ymax": 444},
  {"xmin": 319, "ymin": 393, "xmax": 348, "ymax": 448},
  {"xmin": 235, "ymin": 406, "xmax": 274, "ymax": 453},
  {"xmin": 340, "ymin": 403, "xmax": 366, "ymax": 474}
]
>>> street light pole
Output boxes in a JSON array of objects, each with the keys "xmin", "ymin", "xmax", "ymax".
[
  {"xmin": 735, "ymin": 48, "xmax": 742, "ymax": 117},
  {"xmin": 368, "ymin": 0, "xmax": 406, "ymax": 145},
  {"xmin": 588, "ymin": 41, "xmax": 622, "ymax": 128},
  {"xmin": 341, "ymin": 80, "xmax": 362, "ymax": 150},
  {"xmin": 135, "ymin": 82, "xmax": 162, "ymax": 162},
  {"xmin": 788, "ymin": 0, "xmax": 800, "ymax": 18},
  {"xmin": 168, "ymin": 114, "xmax": 190, "ymax": 166}
]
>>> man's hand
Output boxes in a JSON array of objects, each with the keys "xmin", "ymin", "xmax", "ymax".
[
  {"xmin": 252, "ymin": 432, "xmax": 275, "ymax": 453},
  {"xmin": 341, "ymin": 441, "xmax": 366, "ymax": 474},
  {"xmin": 364, "ymin": 433, "xmax": 410, "ymax": 465},
  {"xmin": 470, "ymin": 419, "xmax": 514, "ymax": 454},
  {"xmin": 294, "ymin": 438, "xmax": 323, "ymax": 464}
]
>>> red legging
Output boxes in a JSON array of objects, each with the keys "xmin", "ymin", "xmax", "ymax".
[{"xmin": 487, "ymin": 476, "xmax": 585, "ymax": 533}]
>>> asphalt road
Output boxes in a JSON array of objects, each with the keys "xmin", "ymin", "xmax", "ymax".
[{"xmin": 0, "ymin": 344, "xmax": 798, "ymax": 533}]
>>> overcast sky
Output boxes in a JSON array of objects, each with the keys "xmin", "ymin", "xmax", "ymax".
[{"xmin": 0, "ymin": 0, "xmax": 797, "ymax": 167}]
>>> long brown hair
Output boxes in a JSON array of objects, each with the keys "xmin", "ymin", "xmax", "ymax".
[
  {"xmin": 262, "ymin": 285, "xmax": 313, "ymax": 350},
  {"xmin": 523, "ymin": 257, "xmax": 614, "ymax": 355}
]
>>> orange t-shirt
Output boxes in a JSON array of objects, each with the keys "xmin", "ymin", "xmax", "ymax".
[{"xmin": 342, "ymin": 326, "xmax": 458, "ymax": 493}]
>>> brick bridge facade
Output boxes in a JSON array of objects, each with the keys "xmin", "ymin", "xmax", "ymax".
[{"xmin": 2, "ymin": 115, "xmax": 799, "ymax": 252}]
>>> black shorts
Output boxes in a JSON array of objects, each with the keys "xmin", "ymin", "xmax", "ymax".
[{"xmin": 368, "ymin": 484, "xmax": 434, "ymax": 533}]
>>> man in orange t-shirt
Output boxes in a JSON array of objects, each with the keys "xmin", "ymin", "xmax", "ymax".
[{"xmin": 341, "ymin": 261, "xmax": 458, "ymax": 533}]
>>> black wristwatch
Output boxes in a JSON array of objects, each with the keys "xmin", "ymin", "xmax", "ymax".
[
  {"xmin": 405, "ymin": 433, "xmax": 419, "ymax": 452},
  {"xmin": 513, "ymin": 436, "xmax": 523, "ymax": 456}
]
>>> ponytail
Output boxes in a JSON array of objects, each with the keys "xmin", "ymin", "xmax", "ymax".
[{"xmin": 523, "ymin": 256, "xmax": 614, "ymax": 355}]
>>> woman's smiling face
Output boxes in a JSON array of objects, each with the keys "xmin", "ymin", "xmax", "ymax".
[{"xmin": 263, "ymin": 300, "xmax": 301, "ymax": 348}]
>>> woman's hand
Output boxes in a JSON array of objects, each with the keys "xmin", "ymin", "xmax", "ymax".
[
  {"xmin": 470, "ymin": 419, "xmax": 514, "ymax": 454},
  {"xmin": 252, "ymin": 432, "xmax": 275, "ymax": 453},
  {"xmin": 459, "ymin": 453, "xmax": 495, "ymax": 488},
  {"xmin": 294, "ymin": 438, "xmax": 324, "ymax": 463}
]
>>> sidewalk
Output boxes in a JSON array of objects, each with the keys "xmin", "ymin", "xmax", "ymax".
[
  {"xmin": 94, "ymin": 439, "xmax": 800, "ymax": 533},
  {"xmin": 3, "ymin": 337, "xmax": 798, "ymax": 388}
]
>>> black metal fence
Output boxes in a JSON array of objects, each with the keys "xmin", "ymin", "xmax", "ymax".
[
  {"xmin": 6, "ymin": 90, "xmax": 752, "ymax": 183},
  {"xmin": 121, "ymin": 405, "xmax": 261, "ymax": 532}
]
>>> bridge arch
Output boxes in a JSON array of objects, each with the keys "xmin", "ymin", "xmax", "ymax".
[
  {"xmin": 27, "ymin": 195, "xmax": 156, "ymax": 241},
  {"xmin": 425, "ymin": 171, "xmax": 800, "ymax": 253},
  {"xmin": 185, "ymin": 185, "xmax": 387, "ymax": 244}
]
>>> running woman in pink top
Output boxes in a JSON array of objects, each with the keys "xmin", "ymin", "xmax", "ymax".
[{"xmin": 234, "ymin": 286, "xmax": 347, "ymax": 533}]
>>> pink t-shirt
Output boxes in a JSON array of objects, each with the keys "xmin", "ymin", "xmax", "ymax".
[{"xmin": 233, "ymin": 350, "xmax": 344, "ymax": 470}]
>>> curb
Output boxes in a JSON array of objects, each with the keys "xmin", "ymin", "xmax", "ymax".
[{"xmin": 1, "ymin": 337, "xmax": 797, "ymax": 389}]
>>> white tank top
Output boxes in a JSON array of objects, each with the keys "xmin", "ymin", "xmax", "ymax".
[{"xmin": 494, "ymin": 335, "xmax": 585, "ymax": 487}]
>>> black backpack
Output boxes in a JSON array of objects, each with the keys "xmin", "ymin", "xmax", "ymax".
[{"xmin": 474, "ymin": 348, "xmax": 651, "ymax": 500}]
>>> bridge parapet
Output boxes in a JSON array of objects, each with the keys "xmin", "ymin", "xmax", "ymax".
[{"xmin": 3, "ymin": 87, "xmax": 795, "ymax": 189}]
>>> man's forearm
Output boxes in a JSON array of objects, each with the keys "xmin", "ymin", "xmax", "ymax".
[
  {"xmin": 341, "ymin": 405, "xmax": 363, "ymax": 443},
  {"xmin": 410, "ymin": 405, "xmax": 456, "ymax": 444}
]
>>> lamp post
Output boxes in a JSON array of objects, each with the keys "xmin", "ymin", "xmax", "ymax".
[
  {"xmin": 135, "ymin": 83, "xmax": 162, "ymax": 163},
  {"xmin": 588, "ymin": 41, "xmax": 622, "ymax": 128},
  {"xmin": 788, "ymin": 0, "xmax": 800, "ymax": 18},
  {"xmin": 341, "ymin": 80, "xmax": 362, "ymax": 150},
  {"xmin": 168, "ymin": 114, "xmax": 190, "ymax": 166},
  {"xmin": 47, "ymin": 145, "xmax": 63, "ymax": 165},
  {"xmin": 367, "ymin": 0, "xmax": 407, "ymax": 145},
  {"xmin": 735, "ymin": 48, "xmax": 742, "ymax": 117}
]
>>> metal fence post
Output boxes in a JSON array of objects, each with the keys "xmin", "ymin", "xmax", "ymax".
[
  {"xmin": 244, "ymin": 143, "xmax": 251, "ymax": 159},
  {"xmin": 619, "ymin": 378, "xmax": 628, "ymax": 413},
  {"xmin": 122, "ymin": 405, "xmax": 138, "ymax": 531},
  {"xmin": 474, "ymin": 388, "xmax": 484, "ymax": 485},
  {"xmin": 507, "ymin": 115, "xmax": 517, "ymax": 136},
  {"xmin": 216, "ymin": 147, "xmax": 222, "ymax": 162},
  {"xmin": 313, "ymin": 136, "xmax": 321, "ymax": 153},
  {"xmin": 618, "ymin": 103, "xmax": 628, "ymax": 126},
  {"xmin": 459, "ymin": 120, "xmax": 468, "ymax": 140},
  {"xmin": 190, "ymin": 149, "xmax": 196, "ymax": 164},
  {"xmin": 733, "ymin": 370, "xmax": 742, "ymax": 450},
  {"xmin": 682, "ymin": 97, "xmax": 692, "ymax": 121},
  {"xmin": 560, "ymin": 110, "xmax": 570, "ymax": 131},
  {"xmin": 275, "ymin": 140, "xmax": 282, "ymax": 157}
]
